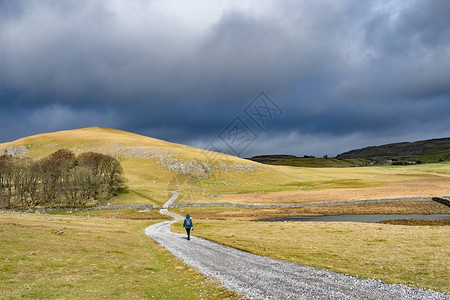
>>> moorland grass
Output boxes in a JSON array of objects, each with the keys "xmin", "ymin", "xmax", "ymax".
[
  {"xmin": 212, "ymin": 176, "xmax": 450, "ymax": 205},
  {"xmin": 0, "ymin": 213, "xmax": 241, "ymax": 299},
  {"xmin": 48, "ymin": 208, "xmax": 172, "ymax": 220}
]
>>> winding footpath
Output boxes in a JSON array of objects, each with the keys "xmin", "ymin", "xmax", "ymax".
[{"xmin": 146, "ymin": 192, "xmax": 449, "ymax": 300}]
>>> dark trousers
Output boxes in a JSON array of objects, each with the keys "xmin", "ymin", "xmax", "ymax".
[{"xmin": 185, "ymin": 228, "xmax": 191, "ymax": 239}]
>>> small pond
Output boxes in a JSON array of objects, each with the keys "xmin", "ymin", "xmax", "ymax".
[{"xmin": 257, "ymin": 214, "xmax": 450, "ymax": 223}]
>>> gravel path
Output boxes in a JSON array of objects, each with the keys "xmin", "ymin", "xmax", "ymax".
[{"xmin": 146, "ymin": 192, "xmax": 449, "ymax": 300}]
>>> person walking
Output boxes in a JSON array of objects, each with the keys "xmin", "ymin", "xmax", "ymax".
[{"xmin": 183, "ymin": 214, "xmax": 193, "ymax": 240}]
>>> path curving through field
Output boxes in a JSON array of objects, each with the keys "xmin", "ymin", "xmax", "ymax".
[{"xmin": 146, "ymin": 192, "xmax": 449, "ymax": 300}]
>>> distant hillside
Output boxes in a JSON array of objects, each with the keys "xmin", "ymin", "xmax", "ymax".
[
  {"xmin": 337, "ymin": 138, "xmax": 450, "ymax": 159},
  {"xmin": 248, "ymin": 137, "xmax": 450, "ymax": 167}
]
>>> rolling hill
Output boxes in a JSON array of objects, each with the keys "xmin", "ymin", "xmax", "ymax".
[
  {"xmin": 337, "ymin": 137, "xmax": 450, "ymax": 161},
  {"xmin": 0, "ymin": 127, "xmax": 298, "ymax": 205}
]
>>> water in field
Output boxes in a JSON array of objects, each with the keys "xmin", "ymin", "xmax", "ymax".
[{"xmin": 258, "ymin": 214, "xmax": 450, "ymax": 223}]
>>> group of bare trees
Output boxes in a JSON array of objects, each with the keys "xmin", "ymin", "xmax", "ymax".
[{"xmin": 0, "ymin": 149, "xmax": 124, "ymax": 209}]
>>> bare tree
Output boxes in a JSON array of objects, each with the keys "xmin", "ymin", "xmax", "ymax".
[
  {"xmin": 99, "ymin": 155, "xmax": 124, "ymax": 197},
  {"xmin": 40, "ymin": 149, "xmax": 76, "ymax": 204},
  {"xmin": 27, "ymin": 161, "xmax": 40, "ymax": 207},
  {"xmin": 0, "ymin": 155, "xmax": 13, "ymax": 208},
  {"xmin": 12, "ymin": 157, "xmax": 29, "ymax": 207}
]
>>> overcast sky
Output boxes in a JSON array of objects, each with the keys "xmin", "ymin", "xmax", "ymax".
[{"xmin": 0, "ymin": 0, "xmax": 449, "ymax": 157}]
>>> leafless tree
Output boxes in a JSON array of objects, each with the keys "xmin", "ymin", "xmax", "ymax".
[
  {"xmin": 0, "ymin": 155, "xmax": 13, "ymax": 208},
  {"xmin": 0, "ymin": 149, "xmax": 124, "ymax": 208}
]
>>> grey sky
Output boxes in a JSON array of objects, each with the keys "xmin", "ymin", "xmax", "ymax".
[{"xmin": 0, "ymin": 0, "xmax": 449, "ymax": 156}]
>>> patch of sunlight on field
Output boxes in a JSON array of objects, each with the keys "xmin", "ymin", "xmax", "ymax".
[
  {"xmin": 212, "ymin": 163, "xmax": 450, "ymax": 205},
  {"xmin": 173, "ymin": 220, "xmax": 450, "ymax": 292},
  {"xmin": 0, "ymin": 213, "xmax": 241, "ymax": 299}
]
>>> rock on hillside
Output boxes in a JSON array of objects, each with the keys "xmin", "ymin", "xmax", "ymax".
[{"xmin": 0, "ymin": 145, "xmax": 28, "ymax": 156}]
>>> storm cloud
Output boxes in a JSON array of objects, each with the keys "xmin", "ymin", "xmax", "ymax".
[{"xmin": 0, "ymin": 0, "xmax": 449, "ymax": 156}]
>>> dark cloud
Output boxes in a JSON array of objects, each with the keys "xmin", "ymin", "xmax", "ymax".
[{"xmin": 0, "ymin": 0, "xmax": 449, "ymax": 156}]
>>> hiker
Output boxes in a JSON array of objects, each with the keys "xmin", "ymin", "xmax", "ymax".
[{"xmin": 183, "ymin": 214, "xmax": 193, "ymax": 240}]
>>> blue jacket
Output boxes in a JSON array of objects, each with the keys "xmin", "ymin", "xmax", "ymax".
[{"xmin": 183, "ymin": 214, "xmax": 193, "ymax": 229}]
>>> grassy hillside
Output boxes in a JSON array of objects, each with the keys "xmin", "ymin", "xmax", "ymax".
[
  {"xmin": 1, "ymin": 128, "xmax": 449, "ymax": 206},
  {"xmin": 337, "ymin": 137, "xmax": 450, "ymax": 159}
]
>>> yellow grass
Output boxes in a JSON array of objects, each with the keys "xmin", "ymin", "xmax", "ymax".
[
  {"xmin": 173, "ymin": 220, "xmax": 450, "ymax": 292},
  {"xmin": 0, "ymin": 212, "xmax": 241, "ymax": 299}
]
